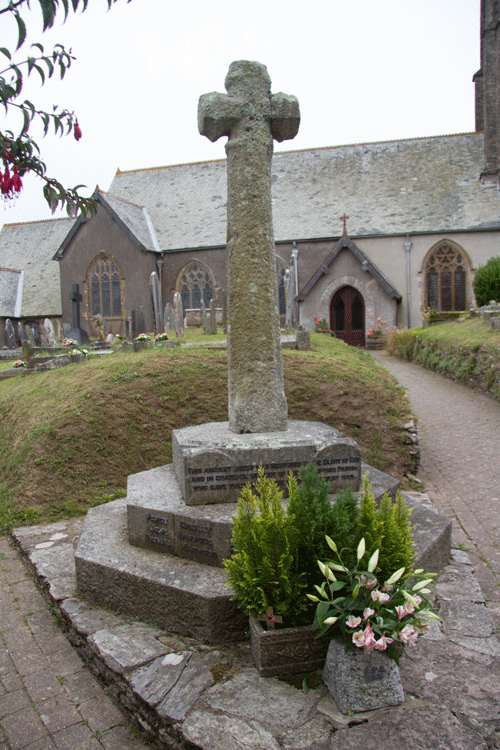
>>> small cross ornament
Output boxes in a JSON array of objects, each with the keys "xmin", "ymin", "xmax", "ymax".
[
  {"xmin": 340, "ymin": 213, "xmax": 349, "ymax": 235},
  {"xmin": 258, "ymin": 606, "xmax": 283, "ymax": 630}
]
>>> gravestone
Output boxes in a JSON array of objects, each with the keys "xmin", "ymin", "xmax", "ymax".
[
  {"xmin": 24, "ymin": 324, "xmax": 36, "ymax": 347},
  {"xmin": 201, "ymin": 301, "xmax": 209, "ymax": 335},
  {"xmin": 210, "ymin": 298, "xmax": 217, "ymax": 334},
  {"xmin": 150, "ymin": 272, "xmax": 163, "ymax": 333},
  {"xmin": 42, "ymin": 318, "xmax": 57, "ymax": 348},
  {"xmin": 17, "ymin": 321, "xmax": 28, "ymax": 347},
  {"xmin": 5, "ymin": 319, "xmax": 16, "ymax": 349},
  {"xmin": 66, "ymin": 284, "xmax": 90, "ymax": 345},
  {"xmin": 131, "ymin": 309, "xmax": 146, "ymax": 340},
  {"xmin": 164, "ymin": 303, "xmax": 175, "ymax": 332},
  {"xmin": 199, "ymin": 60, "xmax": 299, "ymax": 433},
  {"xmin": 173, "ymin": 292, "xmax": 184, "ymax": 338}
]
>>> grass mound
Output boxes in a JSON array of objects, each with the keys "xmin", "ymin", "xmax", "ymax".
[
  {"xmin": 0, "ymin": 334, "xmax": 415, "ymax": 533},
  {"xmin": 386, "ymin": 318, "xmax": 500, "ymax": 399}
]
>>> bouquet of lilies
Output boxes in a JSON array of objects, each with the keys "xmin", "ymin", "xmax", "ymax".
[
  {"xmin": 307, "ymin": 537, "xmax": 440, "ymax": 663},
  {"xmin": 62, "ymin": 337, "xmax": 79, "ymax": 347},
  {"xmin": 134, "ymin": 333, "xmax": 150, "ymax": 342},
  {"xmin": 155, "ymin": 332, "xmax": 169, "ymax": 341}
]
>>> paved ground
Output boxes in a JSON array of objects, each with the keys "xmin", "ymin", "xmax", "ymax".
[
  {"xmin": 0, "ymin": 536, "xmax": 152, "ymax": 750},
  {"xmin": 1, "ymin": 353, "xmax": 499, "ymax": 749},
  {"xmin": 370, "ymin": 350, "xmax": 500, "ymax": 619}
]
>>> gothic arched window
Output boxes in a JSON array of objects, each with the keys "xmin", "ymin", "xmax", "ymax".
[
  {"xmin": 177, "ymin": 261, "xmax": 215, "ymax": 315},
  {"xmin": 88, "ymin": 255, "xmax": 123, "ymax": 318},
  {"xmin": 424, "ymin": 242, "xmax": 468, "ymax": 312}
]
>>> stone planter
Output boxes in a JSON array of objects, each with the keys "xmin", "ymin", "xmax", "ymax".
[
  {"xmin": 366, "ymin": 337, "xmax": 386, "ymax": 350},
  {"xmin": 322, "ymin": 639, "xmax": 404, "ymax": 713},
  {"xmin": 249, "ymin": 616, "xmax": 329, "ymax": 677}
]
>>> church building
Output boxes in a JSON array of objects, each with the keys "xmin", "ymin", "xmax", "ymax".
[{"xmin": 1, "ymin": 0, "xmax": 500, "ymax": 348}]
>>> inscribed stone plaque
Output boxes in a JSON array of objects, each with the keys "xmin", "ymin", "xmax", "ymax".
[{"xmin": 172, "ymin": 421, "xmax": 361, "ymax": 505}]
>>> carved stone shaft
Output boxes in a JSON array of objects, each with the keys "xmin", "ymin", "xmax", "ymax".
[{"xmin": 198, "ymin": 60, "xmax": 300, "ymax": 433}]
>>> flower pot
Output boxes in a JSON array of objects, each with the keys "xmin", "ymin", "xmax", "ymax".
[
  {"xmin": 366, "ymin": 337, "xmax": 386, "ymax": 350},
  {"xmin": 249, "ymin": 616, "xmax": 330, "ymax": 677},
  {"xmin": 322, "ymin": 639, "xmax": 404, "ymax": 713}
]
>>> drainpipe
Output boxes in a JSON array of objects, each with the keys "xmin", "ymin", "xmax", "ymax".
[
  {"xmin": 404, "ymin": 235, "xmax": 412, "ymax": 329},
  {"xmin": 291, "ymin": 242, "xmax": 299, "ymax": 326}
]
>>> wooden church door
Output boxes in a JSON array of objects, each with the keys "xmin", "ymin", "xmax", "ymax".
[{"xmin": 330, "ymin": 286, "xmax": 366, "ymax": 347}]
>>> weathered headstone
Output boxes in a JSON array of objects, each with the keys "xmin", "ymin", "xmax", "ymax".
[
  {"xmin": 17, "ymin": 321, "xmax": 28, "ymax": 347},
  {"xmin": 199, "ymin": 60, "xmax": 300, "ymax": 433},
  {"xmin": 5, "ymin": 319, "xmax": 16, "ymax": 349},
  {"xmin": 164, "ymin": 303, "xmax": 174, "ymax": 332},
  {"xmin": 42, "ymin": 318, "xmax": 57, "ymax": 348},
  {"xmin": 173, "ymin": 292, "xmax": 184, "ymax": 338},
  {"xmin": 201, "ymin": 301, "xmax": 209, "ymax": 335},
  {"xmin": 209, "ymin": 298, "xmax": 217, "ymax": 334},
  {"xmin": 24, "ymin": 324, "xmax": 36, "ymax": 347},
  {"xmin": 131, "ymin": 309, "xmax": 146, "ymax": 340},
  {"xmin": 150, "ymin": 272, "xmax": 163, "ymax": 333}
]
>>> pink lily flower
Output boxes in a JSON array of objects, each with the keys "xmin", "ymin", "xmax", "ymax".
[{"xmin": 346, "ymin": 615, "xmax": 362, "ymax": 628}]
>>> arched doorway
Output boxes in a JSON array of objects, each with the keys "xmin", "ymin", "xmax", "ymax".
[{"xmin": 330, "ymin": 286, "xmax": 365, "ymax": 346}]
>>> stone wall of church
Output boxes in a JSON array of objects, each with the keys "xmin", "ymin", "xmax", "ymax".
[{"xmin": 58, "ymin": 209, "xmax": 158, "ymax": 337}]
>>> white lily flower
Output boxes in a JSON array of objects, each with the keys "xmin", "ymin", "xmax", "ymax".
[
  {"xmin": 323, "ymin": 616, "xmax": 338, "ymax": 625},
  {"xmin": 357, "ymin": 538, "xmax": 366, "ymax": 562},
  {"xmin": 325, "ymin": 536, "xmax": 338, "ymax": 553},
  {"xmin": 385, "ymin": 567, "xmax": 405, "ymax": 585},
  {"xmin": 412, "ymin": 579, "xmax": 434, "ymax": 592},
  {"xmin": 367, "ymin": 549, "xmax": 379, "ymax": 573}
]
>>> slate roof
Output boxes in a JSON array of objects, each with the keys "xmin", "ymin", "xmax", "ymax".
[
  {"xmin": 53, "ymin": 191, "xmax": 161, "ymax": 260},
  {"xmin": 109, "ymin": 132, "xmax": 500, "ymax": 252},
  {"xmin": 0, "ymin": 267, "xmax": 22, "ymax": 317},
  {"xmin": 0, "ymin": 218, "xmax": 73, "ymax": 316}
]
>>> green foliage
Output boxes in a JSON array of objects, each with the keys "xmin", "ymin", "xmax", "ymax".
[
  {"xmin": 355, "ymin": 474, "xmax": 384, "ymax": 563},
  {"xmin": 344, "ymin": 474, "xmax": 416, "ymax": 584},
  {"xmin": 473, "ymin": 256, "xmax": 500, "ymax": 307},
  {"xmin": 328, "ymin": 487, "xmax": 359, "ymax": 569},
  {"xmin": 287, "ymin": 462, "xmax": 337, "ymax": 586},
  {"xmin": 223, "ymin": 466, "xmax": 307, "ymax": 622},
  {"xmin": 377, "ymin": 491, "xmax": 415, "ymax": 582},
  {"xmin": 0, "ymin": 0, "xmax": 130, "ymax": 214}
]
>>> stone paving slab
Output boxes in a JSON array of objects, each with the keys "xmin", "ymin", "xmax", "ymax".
[{"xmin": 4, "ymin": 520, "xmax": 500, "ymax": 750}]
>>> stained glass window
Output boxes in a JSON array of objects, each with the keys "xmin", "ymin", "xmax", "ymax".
[
  {"xmin": 424, "ymin": 243, "xmax": 468, "ymax": 312},
  {"xmin": 88, "ymin": 256, "xmax": 123, "ymax": 318}
]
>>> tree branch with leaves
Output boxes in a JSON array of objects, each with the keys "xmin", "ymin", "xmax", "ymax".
[{"xmin": 0, "ymin": 0, "xmax": 130, "ymax": 216}]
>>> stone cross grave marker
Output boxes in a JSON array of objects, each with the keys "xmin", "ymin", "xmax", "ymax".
[
  {"xmin": 199, "ymin": 60, "xmax": 300, "ymax": 433},
  {"xmin": 70, "ymin": 284, "xmax": 82, "ymax": 329}
]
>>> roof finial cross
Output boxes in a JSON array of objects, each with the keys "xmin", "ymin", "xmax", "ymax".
[{"xmin": 340, "ymin": 213, "xmax": 349, "ymax": 236}]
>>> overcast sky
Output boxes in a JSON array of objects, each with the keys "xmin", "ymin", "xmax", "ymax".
[{"xmin": 0, "ymin": 0, "xmax": 480, "ymax": 229}]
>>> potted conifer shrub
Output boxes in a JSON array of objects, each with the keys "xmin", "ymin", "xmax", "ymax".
[{"xmin": 223, "ymin": 463, "xmax": 360, "ymax": 677}]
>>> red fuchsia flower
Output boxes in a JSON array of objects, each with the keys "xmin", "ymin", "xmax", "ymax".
[
  {"xmin": 11, "ymin": 166, "xmax": 22, "ymax": 193},
  {"xmin": 1, "ymin": 167, "xmax": 12, "ymax": 195},
  {"xmin": 74, "ymin": 120, "xmax": 82, "ymax": 141}
]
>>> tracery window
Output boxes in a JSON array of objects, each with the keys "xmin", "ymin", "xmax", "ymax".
[
  {"xmin": 178, "ymin": 261, "xmax": 215, "ymax": 315},
  {"xmin": 88, "ymin": 255, "xmax": 123, "ymax": 318},
  {"xmin": 424, "ymin": 242, "xmax": 467, "ymax": 312}
]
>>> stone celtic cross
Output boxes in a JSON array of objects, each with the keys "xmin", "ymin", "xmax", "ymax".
[{"xmin": 198, "ymin": 61, "xmax": 300, "ymax": 433}]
